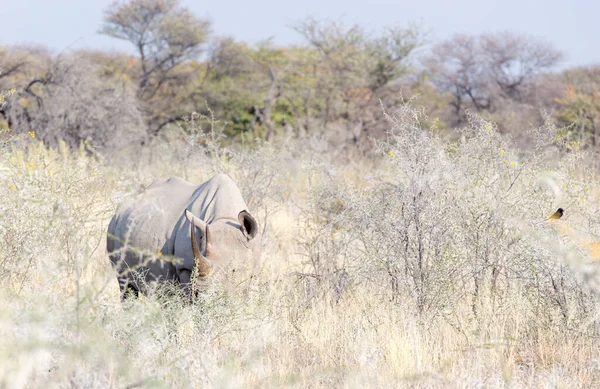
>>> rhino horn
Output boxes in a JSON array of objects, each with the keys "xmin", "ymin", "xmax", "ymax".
[{"xmin": 185, "ymin": 210, "xmax": 212, "ymax": 277}]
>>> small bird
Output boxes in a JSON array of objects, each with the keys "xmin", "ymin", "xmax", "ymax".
[{"xmin": 548, "ymin": 208, "xmax": 564, "ymax": 220}]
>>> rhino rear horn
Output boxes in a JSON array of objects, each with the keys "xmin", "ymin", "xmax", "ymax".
[
  {"xmin": 185, "ymin": 209, "xmax": 207, "ymax": 230},
  {"xmin": 185, "ymin": 210, "xmax": 212, "ymax": 277},
  {"xmin": 238, "ymin": 210, "xmax": 258, "ymax": 241}
]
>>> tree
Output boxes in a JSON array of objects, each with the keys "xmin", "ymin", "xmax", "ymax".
[
  {"xmin": 425, "ymin": 32, "xmax": 563, "ymax": 125},
  {"xmin": 3, "ymin": 54, "xmax": 145, "ymax": 153},
  {"xmin": 291, "ymin": 17, "xmax": 425, "ymax": 146},
  {"xmin": 0, "ymin": 46, "xmax": 52, "ymax": 124},
  {"xmin": 481, "ymin": 32, "xmax": 563, "ymax": 101},
  {"xmin": 198, "ymin": 37, "xmax": 260, "ymax": 134},
  {"xmin": 555, "ymin": 67, "xmax": 600, "ymax": 148},
  {"xmin": 186, "ymin": 37, "xmax": 283, "ymax": 139},
  {"xmin": 425, "ymin": 34, "xmax": 490, "ymax": 122},
  {"xmin": 250, "ymin": 40, "xmax": 290, "ymax": 141},
  {"xmin": 100, "ymin": 0, "xmax": 211, "ymax": 134}
]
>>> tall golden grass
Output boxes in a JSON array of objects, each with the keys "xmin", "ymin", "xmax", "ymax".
[{"xmin": 1, "ymin": 108, "xmax": 599, "ymax": 388}]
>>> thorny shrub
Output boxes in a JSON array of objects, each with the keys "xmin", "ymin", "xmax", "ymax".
[
  {"xmin": 302, "ymin": 103, "xmax": 600, "ymax": 329},
  {"xmin": 1, "ymin": 104, "xmax": 600, "ymax": 387}
]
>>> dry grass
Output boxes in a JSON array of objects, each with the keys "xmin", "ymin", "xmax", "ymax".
[{"xmin": 1, "ymin": 107, "xmax": 600, "ymax": 388}]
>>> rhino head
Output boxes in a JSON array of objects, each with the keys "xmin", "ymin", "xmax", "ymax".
[{"xmin": 184, "ymin": 209, "xmax": 259, "ymax": 282}]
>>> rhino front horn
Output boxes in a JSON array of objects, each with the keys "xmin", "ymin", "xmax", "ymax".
[{"xmin": 186, "ymin": 210, "xmax": 212, "ymax": 277}]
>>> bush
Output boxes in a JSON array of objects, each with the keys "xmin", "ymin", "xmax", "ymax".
[
  {"xmin": 3, "ymin": 54, "xmax": 146, "ymax": 156},
  {"xmin": 1, "ymin": 105, "xmax": 599, "ymax": 387}
]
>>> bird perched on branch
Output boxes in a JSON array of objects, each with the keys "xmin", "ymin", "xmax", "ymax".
[{"xmin": 548, "ymin": 208, "xmax": 564, "ymax": 220}]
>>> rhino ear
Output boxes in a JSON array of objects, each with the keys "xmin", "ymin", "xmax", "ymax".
[{"xmin": 238, "ymin": 210, "xmax": 258, "ymax": 241}]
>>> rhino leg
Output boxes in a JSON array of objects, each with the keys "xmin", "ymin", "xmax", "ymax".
[
  {"xmin": 109, "ymin": 248, "xmax": 144, "ymax": 300},
  {"xmin": 121, "ymin": 283, "xmax": 139, "ymax": 300},
  {"xmin": 178, "ymin": 269, "xmax": 194, "ymax": 302}
]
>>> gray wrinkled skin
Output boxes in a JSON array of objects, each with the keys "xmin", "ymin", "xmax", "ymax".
[{"xmin": 107, "ymin": 174, "xmax": 261, "ymax": 298}]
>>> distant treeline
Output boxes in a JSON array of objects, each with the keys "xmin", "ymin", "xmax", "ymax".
[{"xmin": 0, "ymin": 0, "xmax": 598, "ymax": 154}]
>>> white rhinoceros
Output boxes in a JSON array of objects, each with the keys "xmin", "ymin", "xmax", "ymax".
[{"xmin": 107, "ymin": 173, "xmax": 260, "ymax": 299}]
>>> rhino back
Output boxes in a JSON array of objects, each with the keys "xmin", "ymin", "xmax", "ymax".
[
  {"xmin": 185, "ymin": 173, "xmax": 249, "ymax": 223},
  {"xmin": 108, "ymin": 177, "xmax": 197, "ymax": 256}
]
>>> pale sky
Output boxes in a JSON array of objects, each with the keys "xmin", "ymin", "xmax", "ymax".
[{"xmin": 0, "ymin": 0, "xmax": 597, "ymax": 70}]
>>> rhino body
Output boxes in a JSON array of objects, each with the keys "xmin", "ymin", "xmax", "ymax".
[{"xmin": 107, "ymin": 173, "xmax": 260, "ymax": 298}]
